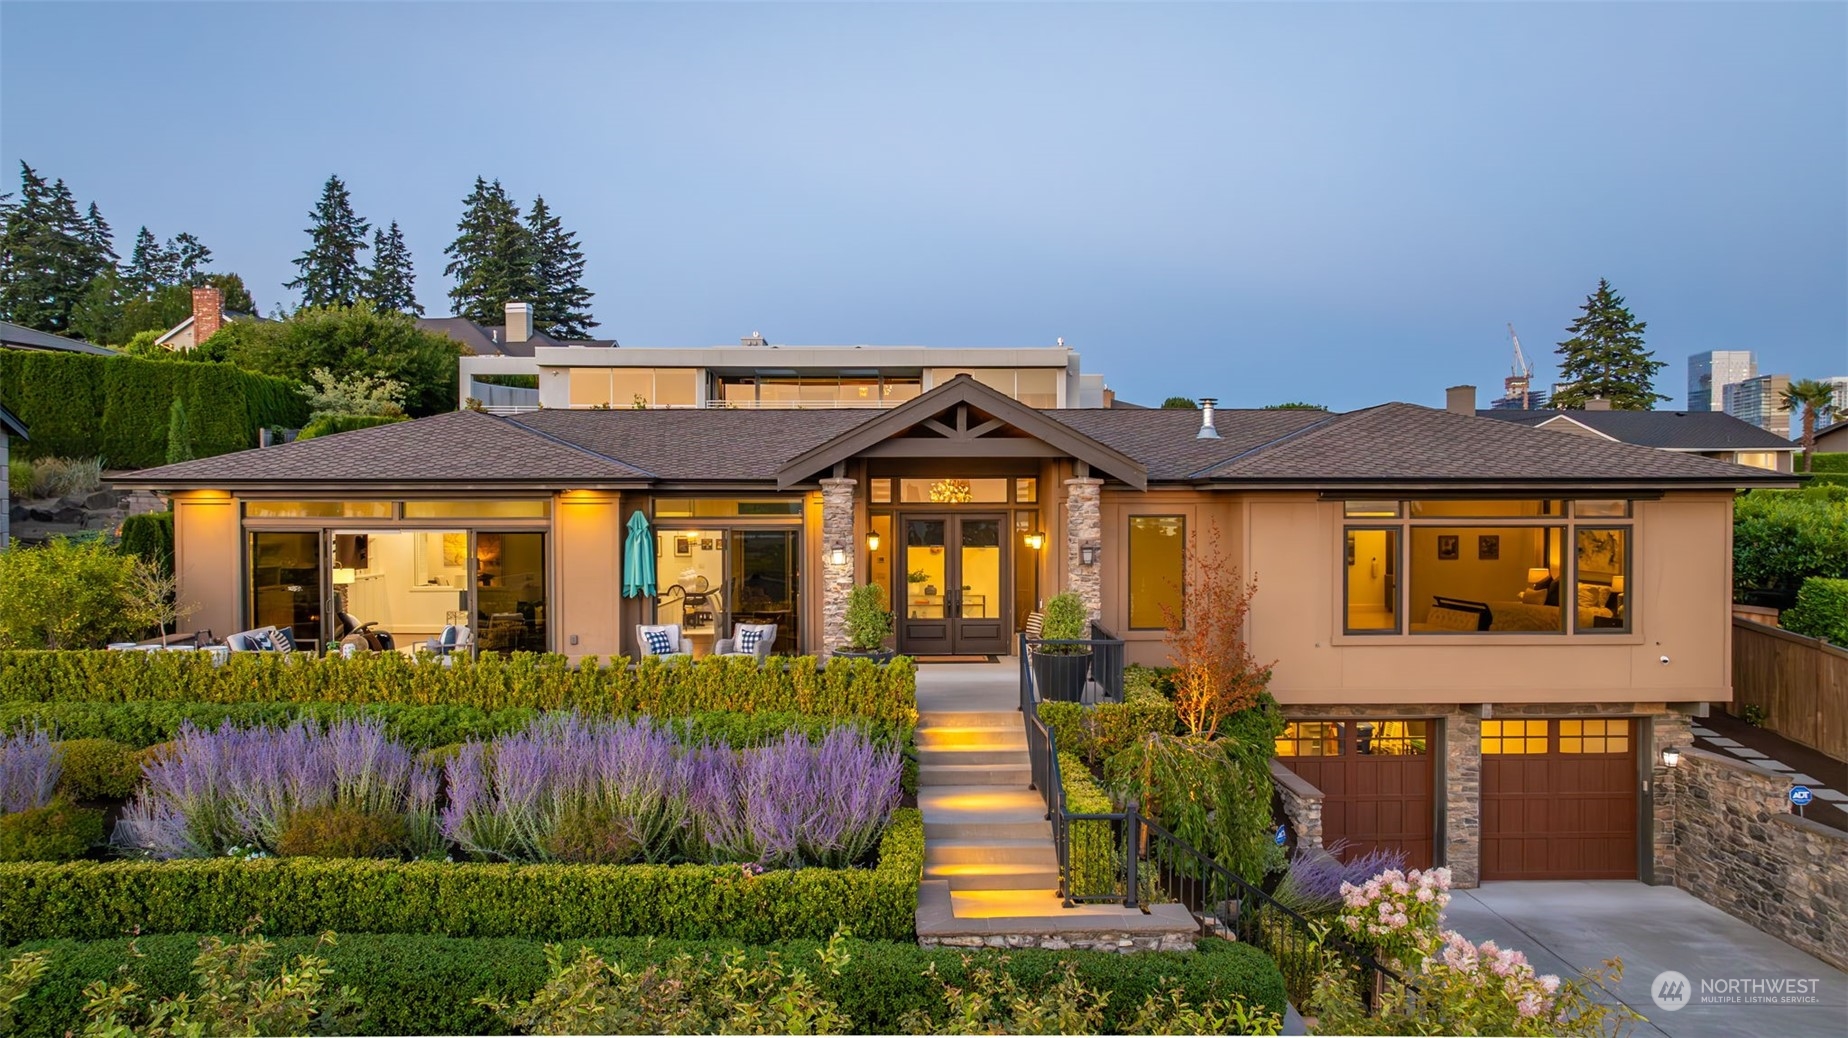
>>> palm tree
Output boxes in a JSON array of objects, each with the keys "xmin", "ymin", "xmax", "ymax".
[{"xmin": 1780, "ymin": 379, "xmax": 1839, "ymax": 472}]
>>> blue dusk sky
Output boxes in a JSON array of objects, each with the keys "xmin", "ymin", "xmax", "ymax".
[{"xmin": 3, "ymin": 1, "xmax": 1843, "ymax": 410}]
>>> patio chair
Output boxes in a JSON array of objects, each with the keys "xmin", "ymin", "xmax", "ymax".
[
  {"xmin": 715, "ymin": 623, "xmax": 777, "ymax": 663},
  {"xmin": 225, "ymin": 625, "xmax": 296, "ymax": 655},
  {"xmin": 635, "ymin": 623, "xmax": 692, "ymax": 660},
  {"xmin": 424, "ymin": 624, "xmax": 473, "ymax": 657}
]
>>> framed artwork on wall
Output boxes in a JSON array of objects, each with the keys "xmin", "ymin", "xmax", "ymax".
[
  {"xmin": 1478, "ymin": 535, "xmax": 1500, "ymax": 561},
  {"xmin": 674, "ymin": 536, "xmax": 691, "ymax": 557},
  {"xmin": 1437, "ymin": 535, "xmax": 1459, "ymax": 561}
]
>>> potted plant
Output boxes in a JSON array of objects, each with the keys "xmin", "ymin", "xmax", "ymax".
[
  {"xmin": 834, "ymin": 582, "xmax": 896, "ymax": 663},
  {"xmin": 1030, "ymin": 591, "xmax": 1091, "ymax": 702}
]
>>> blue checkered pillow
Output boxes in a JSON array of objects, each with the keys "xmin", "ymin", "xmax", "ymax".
[
  {"xmin": 738, "ymin": 626, "xmax": 765, "ymax": 654},
  {"xmin": 643, "ymin": 628, "xmax": 674, "ymax": 655}
]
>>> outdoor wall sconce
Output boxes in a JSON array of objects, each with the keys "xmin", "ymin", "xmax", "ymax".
[
  {"xmin": 1079, "ymin": 542, "xmax": 1100, "ymax": 566},
  {"xmin": 1024, "ymin": 531, "xmax": 1045, "ymax": 551},
  {"xmin": 829, "ymin": 546, "xmax": 847, "ymax": 566},
  {"xmin": 866, "ymin": 532, "xmax": 881, "ymax": 552},
  {"xmin": 1661, "ymin": 746, "xmax": 1681, "ymax": 768}
]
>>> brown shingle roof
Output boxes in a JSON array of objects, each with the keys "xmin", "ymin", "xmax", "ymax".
[
  {"xmin": 119, "ymin": 411, "xmax": 649, "ymax": 486},
  {"xmin": 1196, "ymin": 403, "xmax": 1793, "ymax": 484},
  {"xmin": 1048, "ymin": 408, "xmax": 1334, "ymax": 481},
  {"xmin": 510, "ymin": 408, "xmax": 872, "ymax": 482}
]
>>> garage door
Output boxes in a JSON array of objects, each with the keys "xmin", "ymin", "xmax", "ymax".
[
  {"xmin": 1276, "ymin": 720, "xmax": 1435, "ymax": 868},
  {"xmin": 1481, "ymin": 718, "xmax": 1638, "ymax": 880}
]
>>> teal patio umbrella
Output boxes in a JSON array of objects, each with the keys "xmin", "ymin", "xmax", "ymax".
[{"xmin": 622, "ymin": 510, "xmax": 657, "ymax": 598}]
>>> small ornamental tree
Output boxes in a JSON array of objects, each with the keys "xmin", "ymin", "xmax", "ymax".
[
  {"xmin": 842, "ymin": 583, "xmax": 894, "ymax": 652},
  {"xmin": 164, "ymin": 397, "xmax": 193, "ymax": 464},
  {"xmin": 1160, "ymin": 524, "xmax": 1273, "ymax": 739}
]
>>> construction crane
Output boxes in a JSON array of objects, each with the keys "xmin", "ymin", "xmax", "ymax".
[{"xmin": 1505, "ymin": 323, "xmax": 1536, "ymax": 410}]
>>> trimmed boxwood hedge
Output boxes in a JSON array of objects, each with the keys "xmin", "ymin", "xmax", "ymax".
[
  {"xmin": 0, "ymin": 651, "xmax": 918, "ymax": 725},
  {"xmin": 0, "ymin": 351, "xmax": 307, "ymax": 467},
  {"xmin": 1060, "ymin": 751, "xmax": 1121, "ymax": 900},
  {"xmin": 1781, "ymin": 576, "xmax": 1848, "ymax": 646},
  {"xmin": 2, "ymin": 931, "xmax": 1285, "ymax": 1037},
  {"xmin": 0, "ymin": 700, "xmax": 913, "ymax": 753},
  {"xmin": 0, "ymin": 809, "xmax": 921, "ymax": 944}
]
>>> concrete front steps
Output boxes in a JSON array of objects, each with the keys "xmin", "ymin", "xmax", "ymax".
[{"xmin": 916, "ymin": 708, "xmax": 1056, "ymax": 892}]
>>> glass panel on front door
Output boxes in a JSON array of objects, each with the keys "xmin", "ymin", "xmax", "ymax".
[
  {"xmin": 957, "ymin": 519, "xmax": 1001, "ymax": 620},
  {"xmin": 904, "ymin": 519, "xmax": 948, "ymax": 618}
]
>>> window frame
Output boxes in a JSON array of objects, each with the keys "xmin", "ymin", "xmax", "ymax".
[
  {"xmin": 1336, "ymin": 498, "xmax": 1637, "ymax": 641},
  {"xmin": 1125, "ymin": 514, "xmax": 1186, "ymax": 631},
  {"xmin": 1342, "ymin": 525, "xmax": 1403, "ymax": 635}
]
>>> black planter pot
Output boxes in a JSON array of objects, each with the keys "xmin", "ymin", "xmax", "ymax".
[
  {"xmin": 1030, "ymin": 650, "xmax": 1092, "ymax": 703},
  {"xmin": 831, "ymin": 648, "xmax": 896, "ymax": 665}
]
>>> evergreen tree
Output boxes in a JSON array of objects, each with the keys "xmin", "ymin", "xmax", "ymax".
[
  {"xmin": 525, "ymin": 195, "xmax": 597, "ymax": 337},
  {"xmin": 206, "ymin": 272, "xmax": 258, "ymax": 315},
  {"xmin": 123, "ymin": 227, "xmax": 178, "ymax": 294},
  {"xmin": 165, "ymin": 397, "xmax": 194, "ymax": 465},
  {"xmin": 0, "ymin": 164, "xmax": 102, "ymax": 332},
  {"xmin": 69, "ymin": 271, "xmax": 126, "ymax": 344},
  {"xmin": 81, "ymin": 202, "xmax": 117, "ymax": 272},
  {"xmin": 444, "ymin": 177, "xmax": 536, "ymax": 325},
  {"xmin": 286, "ymin": 174, "xmax": 371, "ymax": 308},
  {"xmin": 362, "ymin": 220, "xmax": 421, "ymax": 315},
  {"xmin": 168, "ymin": 232, "xmax": 212, "ymax": 285},
  {"xmin": 1549, "ymin": 278, "xmax": 1666, "ymax": 410}
]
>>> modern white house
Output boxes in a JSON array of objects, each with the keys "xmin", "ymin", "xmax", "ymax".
[{"xmin": 443, "ymin": 303, "xmax": 1112, "ymax": 412}]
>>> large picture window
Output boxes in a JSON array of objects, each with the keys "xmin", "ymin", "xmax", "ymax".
[
  {"xmin": 1127, "ymin": 516, "xmax": 1185, "ymax": 629},
  {"xmin": 1341, "ymin": 499, "xmax": 1634, "ymax": 637}
]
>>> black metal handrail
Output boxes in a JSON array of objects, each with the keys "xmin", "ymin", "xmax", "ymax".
[{"xmin": 1020, "ymin": 634, "xmax": 1125, "ymax": 705}]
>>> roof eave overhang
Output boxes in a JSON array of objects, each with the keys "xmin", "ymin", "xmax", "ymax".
[
  {"xmin": 773, "ymin": 376, "xmax": 1148, "ymax": 490},
  {"xmin": 1182, "ymin": 478, "xmax": 1800, "ymax": 492},
  {"xmin": 111, "ymin": 478, "xmax": 653, "ymax": 493}
]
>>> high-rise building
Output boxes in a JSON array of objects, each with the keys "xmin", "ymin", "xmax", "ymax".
[
  {"xmin": 1687, "ymin": 350, "xmax": 1757, "ymax": 412},
  {"xmin": 1821, "ymin": 376, "xmax": 1848, "ymax": 430},
  {"xmin": 1726, "ymin": 374, "xmax": 1792, "ymax": 438}
]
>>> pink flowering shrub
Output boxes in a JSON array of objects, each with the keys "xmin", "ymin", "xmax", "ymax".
[
  {"xmin": 1310, "ymin": 866, "xmax": 1640, "ymax": 1036},
  {"xmin": 1334, "ymin": 866, "xmax": 1451, "ymax": 970}
]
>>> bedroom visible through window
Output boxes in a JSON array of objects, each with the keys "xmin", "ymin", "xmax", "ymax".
[
  {"xmin": 1407, "ymin": 526, "xmax": 1564, "ymax": 634},
  {"xmin": 1574, "ymin": 528, "xmax": 1629, "ymax": 633},
  {"xmin": 1344, "ymin": 528, "xmax": 1400, "ymax": 633}
]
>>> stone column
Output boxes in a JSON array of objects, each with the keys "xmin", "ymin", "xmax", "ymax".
[
  {"xmin": 819, "ymin": 477, "xmax": 857, "ymax": 656},
  {"xmin": 1064, "ymin": 476, "xmax": 1104, "ymax": 621},
  {"xmin": 1650, "ymin": 711, "xmax": 1691, "ymax": 884},
  {"xmin": 1444, "ymin": 710, "xmax": 1482, "ymax": 888}
]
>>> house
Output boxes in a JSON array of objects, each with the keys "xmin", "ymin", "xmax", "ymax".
[
  {"xmin": 442, "ymin": 303, "xmax": 1112, "ymax": 412},
  {"xmin": 1812, "ymin": 420, "xmax": 1848, "ymax": 454},
  {"xmin": 154, "ymin": 286, "xmax": 269, "ymax": 351},
  {"xmin": 0, "ymin": 401, "xmax": 26, "ymax": 547},
  {"xmin": 117, "ymin": 373, "xmax": 1794, "ymax": 888},
  {"xmin": 1468, "ymin": 389, "xmax": 1800, "ymax": 471},
  {"xmin": 0, "ymin": 321, "xmax": 114, "ymax": 356}
]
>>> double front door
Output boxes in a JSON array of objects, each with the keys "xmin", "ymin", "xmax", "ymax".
[{"xmin": 898, "ymin": 513, "xmax": 1009, "ymax": 655}]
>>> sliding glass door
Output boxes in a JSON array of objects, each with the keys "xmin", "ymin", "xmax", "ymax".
[{"xmin": 248, "ymin": 531, "xmax": 324, "ymax": 653}]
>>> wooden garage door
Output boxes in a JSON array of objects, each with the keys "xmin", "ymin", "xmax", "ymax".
[
  {"xmin": 1481, "ymin": 718, "xmax": 1638, "ymax": 880},
  {"xmin": 1276, "ymin": 720, "xmax": 1435, "ymax": 868}
]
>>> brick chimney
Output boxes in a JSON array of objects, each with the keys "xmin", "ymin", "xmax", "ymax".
[
  {"xmin": 191, "ymin": 286, "xmax": 224, "ymax": 348},
  {"xmin": 1445, "ymin": 385, "xmax": 1477, "ymax": 415},
  {"xmin": 505, "ymin": 302, "xmax": 533, "ymax": 344}
]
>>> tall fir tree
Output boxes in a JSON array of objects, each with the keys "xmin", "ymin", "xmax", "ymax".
[
  {"xmin": 81, "ymin": 202, "xmax": 117, "ymax": 271},
  {"xmin": 1550, "ymin": 278, "xmax": 1666, "ymax": 410},
  {"xmin": 444, "ymin": 177, "xmax": 536, "ymax": 325},
  {"xmin": 526, "ymin": 195, "xmax": 597, "ymax": 337},
  {"xmin": 123, "ymin": 226, "xmax": 178, "ymax": 294},
  {"xmin": 0, "ymin": 163, "xmax": 106, "ymax": 332},
  {"xmin": 168, "ymin": 232, "xmax": 212, "ymax": 285},
  {"xmin": 362, "ymin": 220, "xmax": 422, "ymax": 315},
  {"xmin": 286, "ymin": 174, "xmax": 371, "ymax": 308}
]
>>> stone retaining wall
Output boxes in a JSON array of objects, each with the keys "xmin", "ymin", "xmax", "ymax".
[
  {"xmin": 1670, "ymin": 747, "xmax": 1848, "ymax": 970},
  {"xmin": 920, "ymin": 932, "xmax": 1197, "ymax": 953},
  {"xmin": 1271, "ymin": 759, "xmax": 1324, "ymax": 851}
]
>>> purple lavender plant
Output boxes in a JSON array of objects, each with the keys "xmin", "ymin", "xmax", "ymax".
[
  {"xmin": 1273, "ymin": 839, "xmax": 1409, "ymax": 918},
  {"xmin": 0, "ymin": 727, "xmax": 60, "ymax": 814}
]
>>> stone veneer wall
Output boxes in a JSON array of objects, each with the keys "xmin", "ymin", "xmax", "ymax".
[
  {"xmin": 920, "ymin": 932, "xmax": 1197, "ymax": 953},
  {"xmin": 1670, "ymin": 747, "xmax": 1848, "ymax": 970},
  {"xmin": 1063, "ymin": 476, "xmax": 1103, "ymax": 620},
  {"xmin": 1270, "ymin": 759, "xmax": 1324, "ymax": 851},
  {"xmin": 819, "ymin": 478, "xmax": 856, "ymax": 655}
]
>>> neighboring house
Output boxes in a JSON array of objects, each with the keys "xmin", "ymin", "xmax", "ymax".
[
  {"xmin": 120, "ymin": 373, "xmax": 1793, "ymax": 888},
  {"xmin": 155, "ymin": 286, "xmax": 270, "ymax": 351},
  {"xmin": 1470, "ymin": 392, "xmax": 1799, "ymax": 472},
  {"xmin": 0, "ymin": 321, "xmax": 114, "ymax": 356},
  {"xmin": 441, "ymin": 303, "xmax": 1113, "ymax": 412},
  {"xmin": 1812, "ymin": 421, "xmax": 1848, "ymax": 454},
  {"xmin": 0, "ymin": 401, "xmax": 26, "ymax": 547}
]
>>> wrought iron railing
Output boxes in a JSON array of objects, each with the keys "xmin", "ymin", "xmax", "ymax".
[
  {"xmin": 1018, "ymin": 643, "xmax": 1403, "ymax": 1006},
  {"xmin": 1018, "ymin": 628, "xmax": 1125, "ymax": 707}
]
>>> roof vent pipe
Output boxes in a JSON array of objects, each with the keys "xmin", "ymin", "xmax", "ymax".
[{"xmin": 1197, "ymin": 397, "xmax": 1222, "ymax": 439}]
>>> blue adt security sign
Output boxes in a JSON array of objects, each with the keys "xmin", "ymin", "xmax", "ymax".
[
  {"xmin": 1274, "ymin": 826, "xmax": 1288, "ymax": 846},
  {"xmin": 1789, "ymin": 785, "xmax": 1814, "ymax": 807}
]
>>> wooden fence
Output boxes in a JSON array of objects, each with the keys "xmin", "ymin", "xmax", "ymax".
[{"xmin": 1731, "ymin": 618, "xmax": 1848, "ymax": 761}]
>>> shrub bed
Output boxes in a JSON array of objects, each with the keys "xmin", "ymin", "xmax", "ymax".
[
  {"xmin": 1060, "ymin": 751, "xmax": 1120, "ymax": 899},
  {"xmin": 1, "ymin": 700, "xmax": 911, "ymax": 753},
  {"xmin": 2, "ymin": 929, "xmax": 1282, "ymax": 1037},
  {"xmin": 0, "ymin": 651, "xmax": 918, "ymax": 724},
  {"xmin": 0, "ymin": 808, "xmax": 921, "ymax": 944},
  {"xmin": 1780, "ymin": 576, "xmax": 1848, "ymax": 646}
]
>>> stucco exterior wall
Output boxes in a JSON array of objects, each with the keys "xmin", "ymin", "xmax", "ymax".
[
  {"xmin": 173, "ymin": 492, "xmax": 240, "ymax": 639},
  {"xmin": 553, "ymin": 491, "xmax": 623, "ymax": 661},
  {"xmin": 1241, "ymin": 492, "xmax": 1736, "ymax": 706}
]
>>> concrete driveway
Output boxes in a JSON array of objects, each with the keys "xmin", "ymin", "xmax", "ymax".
[{"xmin": 1443, "ymin": 882, "xmax": 1847, "ymax": 1038}]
